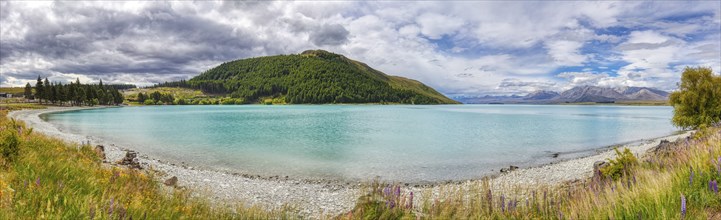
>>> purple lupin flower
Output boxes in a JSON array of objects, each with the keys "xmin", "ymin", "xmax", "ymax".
[
  {"xmin": 717, "ymin": 157, "xmax": 721, "ymax": 175},
  {"xmin": 712, "ymin": 180, "xmax": 718, "ymax": 194},
  {"xmin": 383, "ymin": 186, "xmax": 390, "ymax": 197},
  {"xmin": 500, "ymin": 195, "xmax": 505, "ymax": 212},
  {"xmin": 407, "ymin": 192, "xmax": 413, "ymax": 209},
  {"xmin": 690, "ymin": 167, "xmax": 694, "ymax": 185},
  {"xmin": 681, "ymin": 194, "xmax": 687, "ymax": 219},
  {"xmin": 394, "ymin": 186, "xmax": 400, "ymax": 198},
  {"xmin": 35, "ymin": 177, "xmax": 40, "ymax": 187}
]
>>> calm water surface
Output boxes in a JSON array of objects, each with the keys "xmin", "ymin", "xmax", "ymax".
[{"xmin": 44, "ymin": 105, "xmax": 676, "ymax": 182}]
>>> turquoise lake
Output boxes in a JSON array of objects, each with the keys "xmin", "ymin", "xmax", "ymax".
[{"xmin": 43, "ymin": 105, "xmax": 677, "ymax": 182}]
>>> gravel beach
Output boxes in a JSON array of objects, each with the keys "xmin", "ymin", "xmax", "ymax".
[{"xmin": 8, "ymin": 106, "xmax": 692, "ymax": 218}]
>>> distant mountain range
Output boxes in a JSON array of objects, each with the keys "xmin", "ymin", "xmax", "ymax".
[{"xmin": 456, "ymin": 86, "xmax": 670, "ymax": 104}]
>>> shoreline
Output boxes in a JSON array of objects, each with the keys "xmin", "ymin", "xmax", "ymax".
[{"xmin": 7, "ymin": 106, "xmax": 692, "ymax": 217}]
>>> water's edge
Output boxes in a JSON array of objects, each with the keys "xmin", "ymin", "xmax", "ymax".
[{"xmin": 31, "ymin": 105, "xmax": 682, "ymax": 185}]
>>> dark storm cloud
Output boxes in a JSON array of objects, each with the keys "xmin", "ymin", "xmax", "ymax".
[
  {"xmin": 309, "ymin": 24, "xmax": 350, "ymax": 46},
  {"xmin": 0, "ymin": 2, "xmax": 269, "ymax": 83}
]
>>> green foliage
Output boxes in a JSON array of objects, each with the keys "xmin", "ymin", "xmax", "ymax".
[
  {"xmin": 155, "ymin": 50, "xmax": 459, "ymax": 104},
  {"xmin": 143, "ymin": 99, "xmax": 156, "ymax": 105},
  {"xmin": 669, "ymin": 67, "xmax": 721, "ymax": 129},
  {"xmin": 30, "ymin": 77, "xmax": 124, "ymax": 106},
  {"xmin": 600, "ymin": 148, "xmax": 638, "ymax": 180},
  {"xmin": 23, "ymin": 83, "xmax": 32, "ymax": 99},
  {"xmin": 0, "ymin": 129, "xmax": 20, "ymax": 165}
]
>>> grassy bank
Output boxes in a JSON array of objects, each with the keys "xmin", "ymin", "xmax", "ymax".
[
  {"xmin": 0, "ymin": 110, "xmax": 290, "ymax": 219},
  {"xmin": 345, "ymin": 127, "xmax": 721, "ymax": 219}
]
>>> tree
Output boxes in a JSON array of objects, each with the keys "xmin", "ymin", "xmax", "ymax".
[
  {"xmin": 137, "ymin": 92, "xmax": 146, "ymax": 103},
  {"xmin": 669, "ymin": 67, "xmax": 721, "ymax": 129},
  {"xmin": 35, "ymin": 76, "xmax": 44, "ymax": 104},
  {"xmin": 24, "ymin": 83, "xmax": 33, "ymax": 100},
  {"xmin": 43, "ymin": 78, "xmax": 51, "ymax": 102}
]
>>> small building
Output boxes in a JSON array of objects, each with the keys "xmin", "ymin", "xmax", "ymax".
[{"xmin": 0, "ymin": 93, "xmax": 11, "ymax": 98}]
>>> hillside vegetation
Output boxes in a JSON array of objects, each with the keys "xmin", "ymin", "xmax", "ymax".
[{"xmin": 156, "ymin": 50, "xmax": 459, "ymax": 104}]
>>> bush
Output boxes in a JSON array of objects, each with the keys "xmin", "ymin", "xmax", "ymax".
[
  {"xmin": 143, "ymin": 99, "xmax": 156, "ymax": 105},
  {"xmin": 669, "ymin": 67, "xmax": 721, "ymax": 129},
  {"xmin": 600, "ymin": 148, "xmax": 638, "ymax": 180},
  {"xmin": 0, "ymin": 131, "xmax": 20, "ymax": 165}
]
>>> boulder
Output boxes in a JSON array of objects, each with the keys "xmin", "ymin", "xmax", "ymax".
[
  {"xmin": 117, "ymin": 151, "xmax": 142, "ymax": 169},
  {"xmin": 164, "ymin": 176, "xmax": 178, "ymax": 187},
  {"xmin": 500, "ymin": 165, "xmax": 519, "ymax": 173},
  {"xmin": 94, "ymin": 145, "xmax": 106, "ymax": 160}
]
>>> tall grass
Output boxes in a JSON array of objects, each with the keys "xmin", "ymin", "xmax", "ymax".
[
  {"xmin": 345, "ymin": 127, "xmax": 721, "ymax": 219},
  {"xmin": 0, "ymin": 110, "xmax": 291, "ymax": 219}
]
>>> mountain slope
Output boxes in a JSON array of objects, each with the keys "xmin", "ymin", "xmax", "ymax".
[{"xmin": 167, "ymin": 50, "xmax": 459, "ymax": 104}]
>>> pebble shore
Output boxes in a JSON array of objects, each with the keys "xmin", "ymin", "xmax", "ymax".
[{"xmin": 8, "ymin": 106, "xmax": 691, "ymax": 218}]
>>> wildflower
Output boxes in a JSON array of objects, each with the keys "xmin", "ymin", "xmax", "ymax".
[
  {"xmin": 407, "ymin": 192, "xmax": 413, "ymax": 209},
  {"xmin": 35, "ymin": 177, "xmax": 40, "ymax": 187},
  {"xmin": 383, "ymin": 186, "xmax": 391, "ymax": 197},
  {"xmin": 711, "ymin": 180, "xmax": 718, "ymax": 194},
  {"xmin": 394, "ymin": 186, "xmax": 400, "ymax": 198},
  {"xmin": 500, "ymin": 195, "xmax": 505, "ymax": 212},
  {"xmin": 681, "ymin": 194, "xmax": 686, "ymax": 218},
  {"xmin": 690, "ymin": 167, "xmax": 694, "ymax": 185}
]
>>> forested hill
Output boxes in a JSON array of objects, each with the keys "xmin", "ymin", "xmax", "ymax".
[{"xmin": 158, "ymin": 50, "xmax": 459, "ymax": 104}]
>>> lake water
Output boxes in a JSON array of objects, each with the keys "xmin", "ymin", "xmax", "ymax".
[{"xmin": 43, "ymin": 105, "xmax": 677, "ymax": 183}]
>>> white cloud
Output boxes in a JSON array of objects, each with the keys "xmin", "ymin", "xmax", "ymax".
[
  {"xmin": 0, "ymin": 1, "xmax": 719, "ymax": 96},
  {"xmin": 545, "ymin": 40, "xmax": 587, "ymax": 66},
  {"xmin": 416, "ymin": 13, "xmax": 464, "ymax": 40}
]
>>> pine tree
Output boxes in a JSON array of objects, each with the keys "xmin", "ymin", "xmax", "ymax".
[
  {"xmin": 35, "ymin": 76, "xmax": 44, "ymax": 104},
  {"xmin": 24, "ymin": 82, "xmax": 33, "ymax": 100},
  {"xmin": 43, "ymin": 78, "xmax": 51, "ymax": 102}
]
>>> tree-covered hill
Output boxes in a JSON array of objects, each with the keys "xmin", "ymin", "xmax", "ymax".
[{"xmin": 157, "ymin": 50, "xmax": 459, "ymax": 104}]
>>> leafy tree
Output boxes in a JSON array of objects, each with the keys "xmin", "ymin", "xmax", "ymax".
[{"xmin": 669, "ymin": 67, "xmax": 721, "ymax": 129}]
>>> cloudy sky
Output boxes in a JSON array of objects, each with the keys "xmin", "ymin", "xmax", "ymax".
[{"xmin": 1, "ymin": 1, "xmax": 719, "ymax": 96}]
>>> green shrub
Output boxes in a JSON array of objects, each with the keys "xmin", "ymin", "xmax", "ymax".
[
  {"xmin": 143, "ymin": 99, "xmax": 156, "ymax": 105},
  {"xmin": 0, "ymin": 130, "xmax": 20, "ymax": 165},
  {"xmin": 600, "ymin": 148, "xmax": 638, "ymax": 180}
]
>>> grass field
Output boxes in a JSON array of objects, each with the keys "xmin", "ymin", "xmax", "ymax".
[
  {"xmin": 0, "ymin": 88, "xmax": 25, "ymax": 96},
  {"xmin": 0, "ymin": 109, "xmax": 291, "ymax": 219}
]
